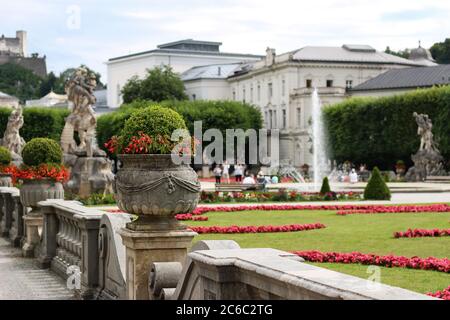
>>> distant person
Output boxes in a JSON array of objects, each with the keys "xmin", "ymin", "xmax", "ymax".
[
  {"xmin": 350, "ymin": 169, "xmax": 358, "ymax": 184},
  {"xmin": 271, "ymin": 176, "xmax": 279, "ymax": 184},
  {"xmin": 213, "ymin": 165, "xmax": 223, "ymax": 184},
  {"xmin": 222, "ymin": 161, "xmax": 230, "ymax": 184},
  {"xmin": 243, "ymin": 174, "xmax": 256, "ymax": 185},
  {"xmin": 234, "ymin": 164, "xmax": 243, "ymax": 182}
]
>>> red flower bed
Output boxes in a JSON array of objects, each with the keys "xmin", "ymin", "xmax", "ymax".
[
  {"xmin": 5, "ymin": 164, "xmax": 70, "ymax": 183},
  {"xmin": 190, "ymin": 223, "xmax": 325, "ymax": 234},
  {"xmin": 176, "ymin": 214, "xmax": 209, "ymax": 221},
  {"xmin": 394, "ymin": 229, "xmax": 450, "ymax": 238},
  {"xmin": 336, "ymin": 204, "xmax": 450, "ymax": 216},
  {"xmin": 427, "ymin": 286, "xmax": 450, "ymax": 300},
  {"xmin": 293, "ymin": 251, "xmax": 450, "ymax": 273}
]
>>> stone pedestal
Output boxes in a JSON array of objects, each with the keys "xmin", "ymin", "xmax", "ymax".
[
  {"xmin": 119, "ymin": 228, "xmax": 196, "ymax": 300},
  {"xmin": 64, "ymin": 153, "xmax": 114, "ymax": 198},
  {"xmin": 22, "ymin": 214, "xmax": 43, "ymax": 258}
]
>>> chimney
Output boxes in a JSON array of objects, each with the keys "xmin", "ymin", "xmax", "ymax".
[{"xmin": 16, "ymin": 30, "xmax": 27, "ymax": 57}]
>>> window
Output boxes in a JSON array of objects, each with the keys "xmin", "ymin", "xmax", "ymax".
[
  {"xmin": 192, "ymin": 94, "xmax": 196, "ymax": 101},
  {"xmin": 306, "ymin": 79, "xmax": 312, "ymax": 88},
  {"xmin": 232, "ymin": 91, "xmax": 236, "ymax": 100},
  {"xmin": 265, "ymin": 111, "xmax": 269, "ymax": 127},
  {"xmin": 243, "ymin": 87, "xmax": 246, "ymax": 103},
  {"xmin": 116, "ymin": 84, "xmax": 121, "ymax": 105},
  {"xmin": 346, "ymin": 80, "xmax": 353, "ymax": 89},
  {"xmin": 296, "ymin": 107, "xmax": 301, "ymax": 127},
  {"xmin": 250, "ymin": 86, "xmax": 254, "ymax": 102},
  {"xmin": 282, "ymin": 109, "xmax": 287, "ymax": 129},
  {"xmin": 257, "ymin": 84, "xmax": 261, "ymax": 101},
  {"xmin": 326, "ymin": 80, "xmax": 333, "ymax": 87},
  {"xmin": 273, "ymin": 110, "xmax": 277, "ymax": 128},
  {"xmin": 282, "ymin": 79, "xmax": 286, "ymax": 96},
  {"xmin": 268, "ymin": 83, "xmax": 273, "ymax": 100},
  {"xmin": 269, "ymin": 110, "xmax": 273, "ymax": 129}
]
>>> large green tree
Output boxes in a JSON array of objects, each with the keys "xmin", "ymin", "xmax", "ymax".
[
  {"xmin": 430, "ymin": 39, "xmax": 450, "ymax": 64},
  {"xmin": 384, "ymin": 46, "xmax": 410, "ymax": 59},
  {"xmin": 0, "ymin": 63, "xmax": 43, "ymax": 102},
  {"xmin": 121, "ymin": 65, "xmax": 188, "ymax": 103}
]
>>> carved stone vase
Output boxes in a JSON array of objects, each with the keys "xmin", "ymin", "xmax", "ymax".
[
  {"xmin": 114, "ymin": 154, "xmax": 200, "ymax": 231},
  {"xmin": 21, "ymin": 179, "xmax": 64, "ymax": 257},
  {"xmin": 0, "ymin": 173, "xmax": 13, "ymax": 187}
]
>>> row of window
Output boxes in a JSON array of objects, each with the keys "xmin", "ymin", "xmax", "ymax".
[
  {"xmin": 233, "ymin": 79, "xmax": 353, "ymax": 102},
  {"xmin": 265, "ymin": 107, "xmax": 303, "ymax": 130}
]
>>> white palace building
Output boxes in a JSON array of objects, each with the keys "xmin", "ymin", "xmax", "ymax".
[{"xmin": 107, "ymin": 40, "xmax": 437, "ymax": 167}]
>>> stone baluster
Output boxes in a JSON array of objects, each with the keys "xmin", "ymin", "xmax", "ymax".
[{"xmin": 9, "ymin": 190, "xmax": 25, "ymax": 247}]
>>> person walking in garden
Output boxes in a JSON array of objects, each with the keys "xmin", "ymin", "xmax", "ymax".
[
  {"xmin": 223, "ymin": 161, "xmax": 230, "ymax": 184},
  {"xmin": 213, "ymin": 165, "xmax": 223, "ymax": 184}
]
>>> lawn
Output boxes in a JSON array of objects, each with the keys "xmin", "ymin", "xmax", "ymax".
[{"xmin": 188, "ymin": 209, "xmax": 450, "ymax": 294}]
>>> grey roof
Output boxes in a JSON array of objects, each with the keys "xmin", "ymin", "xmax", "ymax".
[
  {"xmin": 0, "ymin": 91, "xmax": 18, "ymax": 100},
  {"xmin": 292, "ymin": 45, "xmax": 425, "ymax": 66},
  {"xmin": 158, "ymin": 39, "xmax": 222, "ymax": 49},
  {"xmin": 352, "ymin": 65, "xmax": 450, "ymax": 91},
  {"xmin": 181, "ymin": 63, "xmax": 241, "ymax": 81}
]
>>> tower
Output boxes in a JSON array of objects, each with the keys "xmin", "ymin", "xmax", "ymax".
[{"xmin": 16, "ymin": 30, "xmax": 27, "ymax": 57}]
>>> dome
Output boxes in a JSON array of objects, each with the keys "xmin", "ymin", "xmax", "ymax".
[{"xmin": 409, "ymin": 45, "xmax": 436, "ymax": 63}]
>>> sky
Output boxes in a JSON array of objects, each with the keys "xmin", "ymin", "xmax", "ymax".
[{"xmin": 1, "ymin": 0, "xmax": 449, "ymax": 82}]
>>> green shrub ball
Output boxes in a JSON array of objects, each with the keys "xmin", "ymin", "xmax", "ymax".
[
  {"xmin": 120, "ymin": 105, "xmax": 187, "ymax": 153},
  {"xmin": 364, "ymin": 167, "xmax": 391, "ymax": 200},
  {"xmin": 22, "ymin": 138, "xmax": 63, "ymax": 166},
  {"xmin": 0, "ymin": 146, "xmax": 12, "ymax": 166}
]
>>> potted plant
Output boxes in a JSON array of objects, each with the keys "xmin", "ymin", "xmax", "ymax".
[
  {"xmin": 106, "ymin": 105, "xmax": 200, "ymax": 231},
  {"xmin": 17, "ymin": 138, "xmax": 68, "ymax": 215},
  {"xmin": 0, "ymin": 146, "xmax": 14, "ymax": 187}
]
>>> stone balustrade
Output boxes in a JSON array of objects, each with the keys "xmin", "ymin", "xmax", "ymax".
[{"xmin": 0, "ymin": 191, "xmax": 441, "ymax": 301}]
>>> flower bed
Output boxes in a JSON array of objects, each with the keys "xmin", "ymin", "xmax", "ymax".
[
  {"xmin": 427, "ymin": 286, "xmax": 450, "ymax": 300},
  {"xmin": 190, "ymin": 223, "xmax": 326, "ymax": 234},
  {"xmin": 200, "ymin": 190, "xmax": 362, "ymax": 203},
  {"xmin": 394, "ymin": 229, "xmax": 450, "ymax": 238},
  {"xmin": 292, "ymin": 251, "xmax": 450, "ymax": 273},
  {"xmin": 336, "ymin": 204, "xmax": 450, "ymax": 216}
]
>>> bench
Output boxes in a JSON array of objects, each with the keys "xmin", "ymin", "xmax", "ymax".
[{"xmin": 215, "ymin": 183, "xmax": 266, "ymax": 192}]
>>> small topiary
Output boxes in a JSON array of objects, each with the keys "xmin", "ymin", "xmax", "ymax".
[
  {"xmin": 364, "ymin": 167, "xmax": 391, "ymax": 200},
  {"xmin": 320, "ymin": 177, "xmax": 331, "ymax": 194},
  {"xmin": 0, "ymin": 146, "xmax": 12, "ymax": 166},
  {"xmin": 22, "ymin": 138, "xmax": 63, "ymax": 166},
  {"xmin": 119, "ymin": 105, "xmax": 187, "ymax": 154}
]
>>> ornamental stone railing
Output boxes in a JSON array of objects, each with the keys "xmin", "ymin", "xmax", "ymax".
[
  {"xmin": 0, "ymin": 187, "xmax": 22, "ymax": 243},
  {"xmin": 38, "ymin": 200, "xmax": 103, "ymax": 299}
]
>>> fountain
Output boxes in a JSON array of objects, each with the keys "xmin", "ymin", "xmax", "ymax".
[{"xmin": 311, "ymin": 88, "xmax": 328, "ymax": 190}]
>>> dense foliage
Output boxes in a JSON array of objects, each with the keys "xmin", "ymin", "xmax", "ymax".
[
  {"xmin": 22, "ymin": 138, "xmax": 63, "ymax": 166},
  {"xmin": 0, "ymin": 107, "xmax": 69, "ymax": 142},
  {"xmin": 430, "ymin": 38, "xmax": 450, "ymax": 64},
  {"xmin": 121, "ymin": 65, "xmax": 188, "ymax": 103},
  {"xmin": 320, "ymin": 177, "xmax": 331, "ymax": 194},
  {"xmin": 97, "ymin": 100, "xmax": 263, "ymax": 154},
  {"xmin": 363, "ymin": 167, "xmax": 391, "ymax": 200},
  {"xmin": 0, "ymin": 63, "xmax": 43, "ymax": 102},
  {"xmin": 324, "ymin": 86, "xmax": 450, "ymax": 170},
  {"xmin": 0, "ymin": 146, "xmax": 12, "ymax": 166}
]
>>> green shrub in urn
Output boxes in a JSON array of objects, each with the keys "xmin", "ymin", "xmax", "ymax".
[
  {"xmin": 112, "ymin": 105, "xmax": 200, "ymax": 231},
  {"xmin": 22, "ymin": 138, "xmax": 63, "ymax": 166}
]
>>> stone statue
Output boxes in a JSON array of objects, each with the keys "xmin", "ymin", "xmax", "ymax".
[
  {"xmin": 61, "ymin": 67, "xmax": 104, "ymax": 157},
  {"xmin": 1, "ymin": 105, "xmax": 26, "ymax": 164},
  {"xmin": 61, "ymin": 67, "xmax": 113, "ymax": 198},
  {"xmin": 406, "ymin": 113, "xmax": 446, "ymax": 181}
]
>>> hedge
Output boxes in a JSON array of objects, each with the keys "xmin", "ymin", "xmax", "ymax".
[
  {"xmin": 97, "ymin": 100, "xmax": 263, "ymax": 154},
  {"xmin": 323, "ymin": 86, "xmax": 450, "ymax": 170},
  {"xmin": 0, "ymin": 107, "xmax": 69, "ymax": 142}
]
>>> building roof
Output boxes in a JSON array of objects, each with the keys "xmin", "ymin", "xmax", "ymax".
[
  {"xmin": 352, "ymin": 65, "xmax": 450, "ymax": 91},
  {"xmin": 292, "ymin": 45, "xmax": 425, "ymax": 66},
  {"xmin": 181, "ymin": 63, "xmax": 241, "ymax": 81},
  {"xmin": 108, "ymin": 40, "xmax": 263, "ymax": 63},
  {"xmin": 0, "ymin": 91, "xmax": 18, "ymax": 100}
]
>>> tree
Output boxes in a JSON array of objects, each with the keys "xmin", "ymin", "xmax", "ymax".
[
  {"xmin": 121, "ymin": 65, "xmax": 188, "ymax": 103},
  {"xmin": 430, "ymin": 39, "xmax": 450, "ymax": 64},
  {"xmin": 39, "ymin": 71, "xmax": 58, "ymax": 96},
  {"xmin": 385, "ymin": 46, "xmax": 410, "ymax": 59},
  {"xmin": 0, "ymin": 63, "xmax": 43, "ymax": 102},
  {"xmin": 320, "ymin": 177, "xmax": 331, "ymax": 194}
]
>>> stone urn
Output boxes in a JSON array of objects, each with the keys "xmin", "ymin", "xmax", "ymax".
[
  {"xmin": 114, "ymin": 154, "xmax": 200, "ymax": 231},
  {"xmin": 20, "ymin": 179, "xmax": 65, "ymax": 215},
  {"xmin": 0, "ymin": 173, "xmax": 13, "ymax": 187}
]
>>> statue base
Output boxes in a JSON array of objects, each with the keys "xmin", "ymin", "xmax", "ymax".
[
  {"xmin": 64, "ymin": 153, "xmax": 114, "ymax": 198},
  {"xmin": 405, "ymin": 149, "xmax": 447, "ymax": 182}
]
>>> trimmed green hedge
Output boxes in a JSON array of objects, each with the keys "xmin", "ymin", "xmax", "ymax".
[
  {"xmin": 0, "ymin": 107, "xmax": 69, "ymax": 142},
  {"xmin": 364, "ymin": 167, "xmax": 391, "ymax": 200},
  {"xmin": 324, "ymin": 86, "xmax": 450, "ymax": 170},
  {"xmin": 0, "ymin": 146, "xmax": 11, "ymax": 166},
  {"xmin": 97, "ymin": 100, "xmax": 263, "ymax": 153},
  {"xmin": 22, "ymin": 138, "xmax": 63, "ymax": 166}
]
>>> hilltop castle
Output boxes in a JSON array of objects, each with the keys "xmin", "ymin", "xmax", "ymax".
[{"xmin": 0, "ymin": 30, "xmax": 47, "ymax": 78}]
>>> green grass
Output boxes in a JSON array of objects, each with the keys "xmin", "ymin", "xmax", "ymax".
[{"xmin": 188, "ymin": 209, "xmax": 450, "ymax": 294}]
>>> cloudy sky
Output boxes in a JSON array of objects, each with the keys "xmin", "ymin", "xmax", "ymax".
[{"xmin": 1, "ymin": 0, "xmax": 449, "ymax": 81}]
